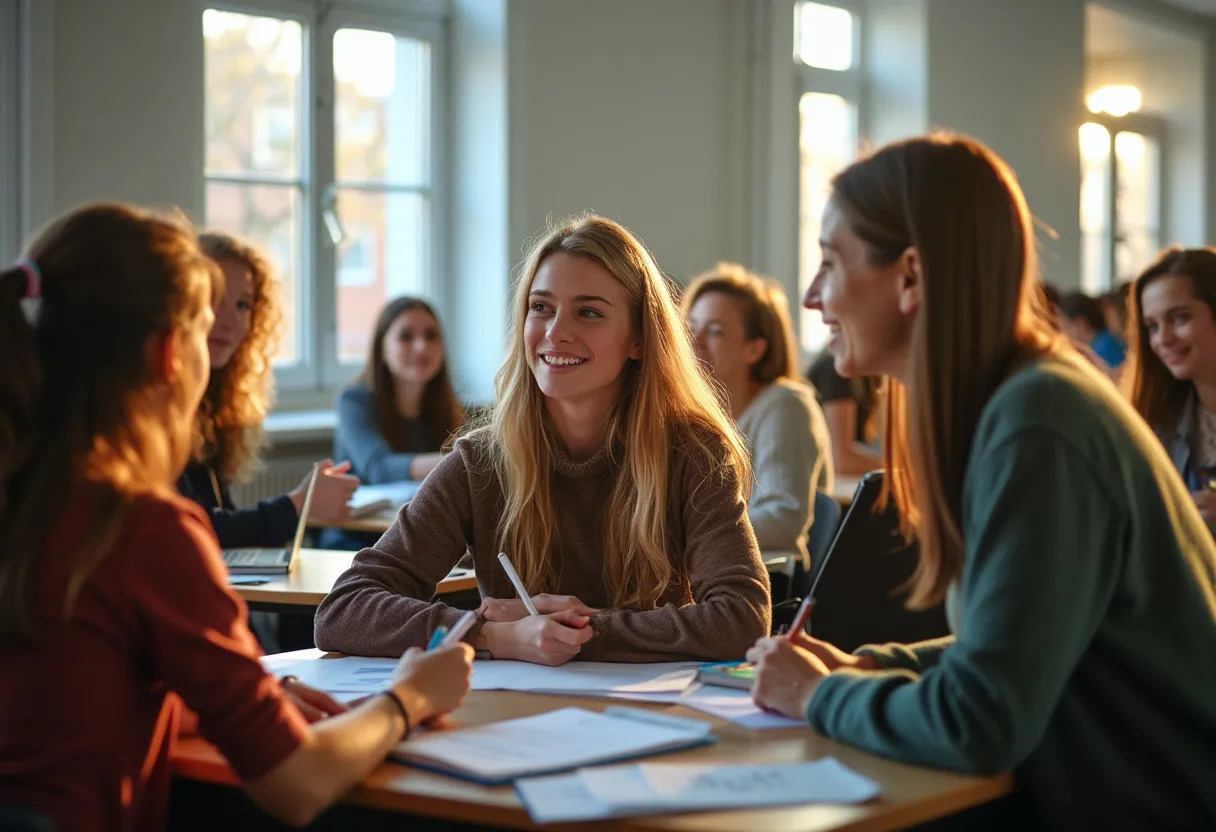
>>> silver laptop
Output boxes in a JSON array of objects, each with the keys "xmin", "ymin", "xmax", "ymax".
[{"xmin": 222, "ymin": 463, "xmax": 318, "ymax": 574}]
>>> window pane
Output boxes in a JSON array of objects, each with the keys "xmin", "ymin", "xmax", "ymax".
[
  {"xmin": 204, "ymin": 181, "xmax": 301, "ymax": 364},
  {"xmin": 799, "ymin": 92, "xmax": 855, "ymax": 354},
  {"xmin": 1114, "ymin": 131, "xmax": 1159, "ymax": 283},
  {"xmin": 334, "ymin": 28, "xmax": 430, "ymax": 185},
  {"xmin": 203, "ymin": 10, "xmax": 301, "ymax": 176},
  {"xmin": 795, "ymin": 2, "xmax": 854, "ymax": 71},
  {"xmin": 335, "ymin": 189, "xmax": 429, "ymax": 363},
  {"xmin": 1079, "ymin": 122, "xmax": 1111, "ymax": 294}
]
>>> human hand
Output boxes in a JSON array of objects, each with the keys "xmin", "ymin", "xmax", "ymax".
[
  {"xmin": 279, "ymin": 676, "xmax": 349, "ymax": 723},
  {"xmin": 746, "ymin": 636, "xmax": 831, "ymax": 720},
  {"xmin": 391, "ymin": 644, "xmax": 474, "ymax": 727},
  {"xmin": 478, "ymin": 594, "xmax": 600, "ymax": 623},
  {"xmin": 288, "ymin": 459, "xmax": 360, "ymax": 521},
  {"xmin": 787, "ymin": 631, "xmax": 880, "ymax": 672},
  {"xmin": 483, "ymin": 609, "xmax": 594, "ymax": 666}
]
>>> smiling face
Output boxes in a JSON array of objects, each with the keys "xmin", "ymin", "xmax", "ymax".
[
  {"xmin": 803, "ymin": 199, "xmax": 918, "ymax": 380},
  {"xmin": 524, "ymin": 251, "xmax": 641, "ymax": 413},
  {"xmin": 1140, "ymin": 274, "xmax": 1216, "ymax": 384},
  {"xmin": 687, "ymin": 290, "xmax": 766, "ymax": 388},
  {"xmin": 207, "ymin": 257, "xmax": 253, "ymax": 370},
  {"xmin": 381, "ymin": 306, "xmax": 445, "ymax": 388}
]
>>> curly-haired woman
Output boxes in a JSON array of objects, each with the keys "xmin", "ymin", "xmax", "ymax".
[{"xmin": 177, "ymin": 232, "xmax": 358, "ymax": 548}]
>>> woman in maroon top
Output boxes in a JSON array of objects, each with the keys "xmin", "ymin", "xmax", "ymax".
[{"xmin": 0, "ymin": 204, "xmax": 473, "ymax": 830}]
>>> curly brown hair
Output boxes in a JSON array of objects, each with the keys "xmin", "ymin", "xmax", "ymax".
[{"xmin": 195, "ymin": 232, "xmax": 283, "ymax": 483}]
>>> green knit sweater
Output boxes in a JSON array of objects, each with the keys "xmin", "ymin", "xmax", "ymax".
[{"xmin": 808, "ymin": 353, "xmax": 1216, "ymax": 828}]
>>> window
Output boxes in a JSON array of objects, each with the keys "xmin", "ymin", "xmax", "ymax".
[
  {"xmin": 1078, "ymin": 116, "xmax": 1162, "ymax": 294},
  {"xmin": 203, "ymin": 4, "xmax": 445, "ymax": 399},
  {"xmin": 795, "ymin": 1, "xmax": 861, "ymax": 355}
]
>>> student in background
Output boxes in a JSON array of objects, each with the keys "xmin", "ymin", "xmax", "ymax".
[
  {"xmin": 334, "ymin": 296, "xmax": 467, "ymax": 484},
  {"xmin": 0, "ymin": 204, "xmax": 473, "ymax": 830},
  {"xmin": 683, "ymin": 261, "xmax": 833, "ymax": 571},
  {"xmin": 1058, "ymin": 290, "xmax": 1126, "ymax": 369},
  {"xmin": 746, "ymin": 135, "xmax": 1216, "ymax": 828},
  {"xmin": 178, "ymin": 232, "xmax": 358, "ymax": 547},
  {"xmin": 1124, "ymin": 247, "xmax": 1216, "ymax": 533},
  {"xmin": 806, "ymin": 349, "xmax": 882, "ymax": 475},
  {"xmin": 315, "ymin": 215, "xmax": 771, "ymax": 665},
  {"xmin": 1100, "ymin": 281, "xmax": 1130, "ymax": 343}
]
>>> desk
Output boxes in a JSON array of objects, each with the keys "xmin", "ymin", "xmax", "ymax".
[
  {"xmin": 311, "ymin": 510, "xmax": 401, "ymax": 535},
  {"xmin": 172, "ymin": 690, "xmax": 1011, "ymax": 831},
  {"xmin": 832, "ymin": 475, "xmax": 862, "ymax": 506},
  {"xmin": 232, "ymin": 549, "xmax": 478, "ymax": 612}
]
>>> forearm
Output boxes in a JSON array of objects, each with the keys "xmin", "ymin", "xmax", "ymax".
[
  {"xmin": 245, "ymin": 694, "xmax": 412, "ymax": 827},
  {"xmin": 314, "ymin": 583, "xmax": 466, "ymax": 657},
  {"xmin": 853, "ymin": 636, "xmax": 954, "ymax": 673},
  {"xmin": 581, "ymin": 592, "xmax": 769, "ymax": 662}
]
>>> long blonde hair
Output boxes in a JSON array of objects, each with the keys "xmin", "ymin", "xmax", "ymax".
[
  {"xmin": 479, "ymin": 215, "xmax": 751, "ymax": 608},
  {"xmin": 195, "ymin": 232, "xmax": 283, "ymax": 482},
  {"xmin": 831, "ymin": 135, "xmax": 1058, "ymax": 608},
  {"xmin": 682, "ymin": 261, "xmax": 802, "ymax": 384}
]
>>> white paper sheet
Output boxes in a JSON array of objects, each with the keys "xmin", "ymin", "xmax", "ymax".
[
  {"xmin": 677, "ymin": 683, "xmax": 805, "ymax": 729},
  {"xmin": 469, "ymin": 659, "xmax": 700, "ymax": 698},
  {"xmin": 516, "ymin": 758, "xmax": 880, "ymax": 823}
]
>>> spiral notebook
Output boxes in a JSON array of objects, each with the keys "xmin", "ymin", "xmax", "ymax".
[{"xmin": 390, "ymin": 706, "xmax": 715, "ymax": 785}]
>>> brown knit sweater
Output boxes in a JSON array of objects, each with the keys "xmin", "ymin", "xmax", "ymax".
[{"xmin": 313, "ymin": 430, "xmax": 772, "ymax": 662}]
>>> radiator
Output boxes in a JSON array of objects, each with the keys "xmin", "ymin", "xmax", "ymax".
[{"xmin": 228, "ymin": 455, "xmax": 318, "ymax": 507}]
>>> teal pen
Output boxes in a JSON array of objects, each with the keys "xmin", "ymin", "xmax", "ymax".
[{"xmin": 426, "ymin": 626, "xmax": 449, "ymax": 651}]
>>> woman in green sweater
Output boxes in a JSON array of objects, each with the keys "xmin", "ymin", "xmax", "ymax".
[{"xmin": 747, "ymin": 134, "xmax": 1216, "ymax": 829}]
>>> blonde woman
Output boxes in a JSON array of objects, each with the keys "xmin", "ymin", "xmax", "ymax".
[
  {"xmin": 315, "ymin": 216, "xmax": 771, "ymax": 665},
  {"xmin": 746, "ymin": 135, "xmax": 1216, "ymax": 827},
  {"xmin": 178, "ymin": 232, "xmax": 357, "ymax": 547},
  {"xmin": 684, "ymin": 262, "xmax": 833, "ymax": 570}
]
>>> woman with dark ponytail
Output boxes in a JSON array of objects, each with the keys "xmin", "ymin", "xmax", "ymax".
[{"xmin": 0, "ymin": 204, "xmax": 472, "ymax": 830}]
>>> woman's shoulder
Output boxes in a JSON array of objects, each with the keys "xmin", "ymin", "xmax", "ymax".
[{"xmin": 337, "ymin": 382, "xmax": 373, "ymax": 405}]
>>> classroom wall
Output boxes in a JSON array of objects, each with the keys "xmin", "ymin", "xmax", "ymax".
[
  {"xmin": 924, "ymin": 0, "xmax": 1087, "ymax": 286},
  {"xmin": 51, "ymin": 0, "xmax": 203, "ymax": 219},
  {"xmin": 504, "ymin": 0, "xmax": 753, "ymax": 285}
]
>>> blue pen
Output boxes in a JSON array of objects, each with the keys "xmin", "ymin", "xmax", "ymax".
[{"xmin": 426, "ymin": 626, "xmax": 449, "ymax": 651}]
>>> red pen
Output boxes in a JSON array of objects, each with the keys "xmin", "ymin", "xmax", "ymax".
[{"xmin": 788, "ymin": 595, "xmax": 815, "ymax": 640}]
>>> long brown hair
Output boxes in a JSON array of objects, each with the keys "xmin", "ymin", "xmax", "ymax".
[
  {"xmin": 1124, "ymin": 247, "xmax": 1216, "ymax": 430},
  {"xmin": 682, "ymin": 262, "xmax": 802, "ymax": 384},
  {"xmin": 0, "ymin": 204, "xmax": 219, "ymax": 644},
  {"xmin": 361, "ymin": 296, "xmax": 466, "ymax": 451},
  {"xmin": 474, "ymin": 215, "xmax": 751, "ymax": 608},
  {"xmin": 195, "ymin": 232, "xmax": 282, "ymax": 483},
  {"xmin": 831, "ymin": 135, "xmax": 1058, "ymax": 608}
]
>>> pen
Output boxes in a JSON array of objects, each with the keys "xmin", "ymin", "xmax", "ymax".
[
  {"xmin": 497, "ymin": 551, "xmax": 539, "ymax": 617},
  {"xmin": 788, "ymin": 595, "xmax": 815, "ymax": 641},
  {"xmin": 426, "ymin": 626, "xmax": 449, "ymax": 651},
  {"xmin": 441, "ymin": 610, "xmax": 480, "ymax": 647}
]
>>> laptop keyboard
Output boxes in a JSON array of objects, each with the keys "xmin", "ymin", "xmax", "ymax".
[{"xmin": 223, "ymin": 548, "xmax": 289, "ymax": 567}]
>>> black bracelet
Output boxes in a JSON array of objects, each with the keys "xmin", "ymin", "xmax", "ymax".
[{"xmin": 382, "ymin": 689, "xmax": 411, "ymax": 741}]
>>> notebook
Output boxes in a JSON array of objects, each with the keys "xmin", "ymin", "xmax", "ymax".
[
  {"xmin": 694, "ymin": 661, "xmax": 754, "ymax": 691},
  {"xmin": 222, "ymin": 464, "xmax": 318, "ymax": 574},
  {"xmin": 348, "ymin": 480, "xmax": 421, "ymax": 518},
  {"xmin": 391, "ymin": 706, "xmax": 715, "ymax": 785}
]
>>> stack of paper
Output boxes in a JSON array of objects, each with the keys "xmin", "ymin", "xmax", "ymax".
[
  {"xmin": 349, "ymin": 480, "xmax": 421, "ymax": 517},
  {"xmin": 392, "ymin": 706, "xmax": 716, "ymax": 785},
  {"xmin": 516, "ymin": 758, "xmax": 881, "ymax": 823}
]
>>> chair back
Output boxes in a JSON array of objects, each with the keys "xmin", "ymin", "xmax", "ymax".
[{"xmin": 806, "ymin": 471, "xmax": 949, "ymax": 652}]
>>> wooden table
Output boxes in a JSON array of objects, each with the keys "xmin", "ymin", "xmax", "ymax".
[
  {"xmin": 172, "ymin": 690, "xmax": 1011, "ymax": 831},
  {"xmin": 231, "ymin": 548, "xmax": 478, "ymax": 612},
  {"xmin": 832, "ymin": 475, "xmax": 862, "ymax": 506},
  {"xmin": 310, "ymin": 510, "xmax": 402, "ymax": 534}
]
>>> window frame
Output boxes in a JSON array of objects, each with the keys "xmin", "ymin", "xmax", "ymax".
[
  {"xmin": 794, "ymin": 0, "xmax": 865, "ymax": 357},
  {"xmin": 201, "ymin": 0, "xmax": 450, "ymax": 408},
  {"xmin": 1079, "ymin": 110, "xmax": 1167, "ymax": 292}
]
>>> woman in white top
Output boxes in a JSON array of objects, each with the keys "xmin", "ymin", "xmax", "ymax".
[{"xmin": 684, "ymin": 262, "xmax": 834, "ymax": 572}]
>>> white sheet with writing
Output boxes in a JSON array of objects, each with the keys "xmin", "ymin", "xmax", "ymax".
[
  {"xmin": 516, "ymin": 758, "xmax": 881, "ymax": 823},
  {"xmin": 678, "ymin": 683, "xmax": 805, "ymax": 729}
]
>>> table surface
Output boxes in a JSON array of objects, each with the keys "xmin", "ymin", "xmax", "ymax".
[
  {"xmin": 173, "ymin": 689, "xmax": 1011, "ymax": 832},
  {"xmin": 230, "ymin": 548, "xmax": 477, "ymax": 607}
]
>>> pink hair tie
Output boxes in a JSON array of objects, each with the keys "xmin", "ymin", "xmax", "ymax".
[{"xmin": 15, "ymin": 258, "xmax": 41, "ymax": 299}]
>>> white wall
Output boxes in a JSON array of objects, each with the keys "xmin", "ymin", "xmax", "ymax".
[
  {"xmin": 925, "ymin": 0, "xmax": 1087, "ymax": 286},
  {"xmin": 52, "ymin": 0, "xmax": 203, "ymax": 219},
  {"xmin": 505, "ymin": 0, "xmax": 752, "ymax": 285}
]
